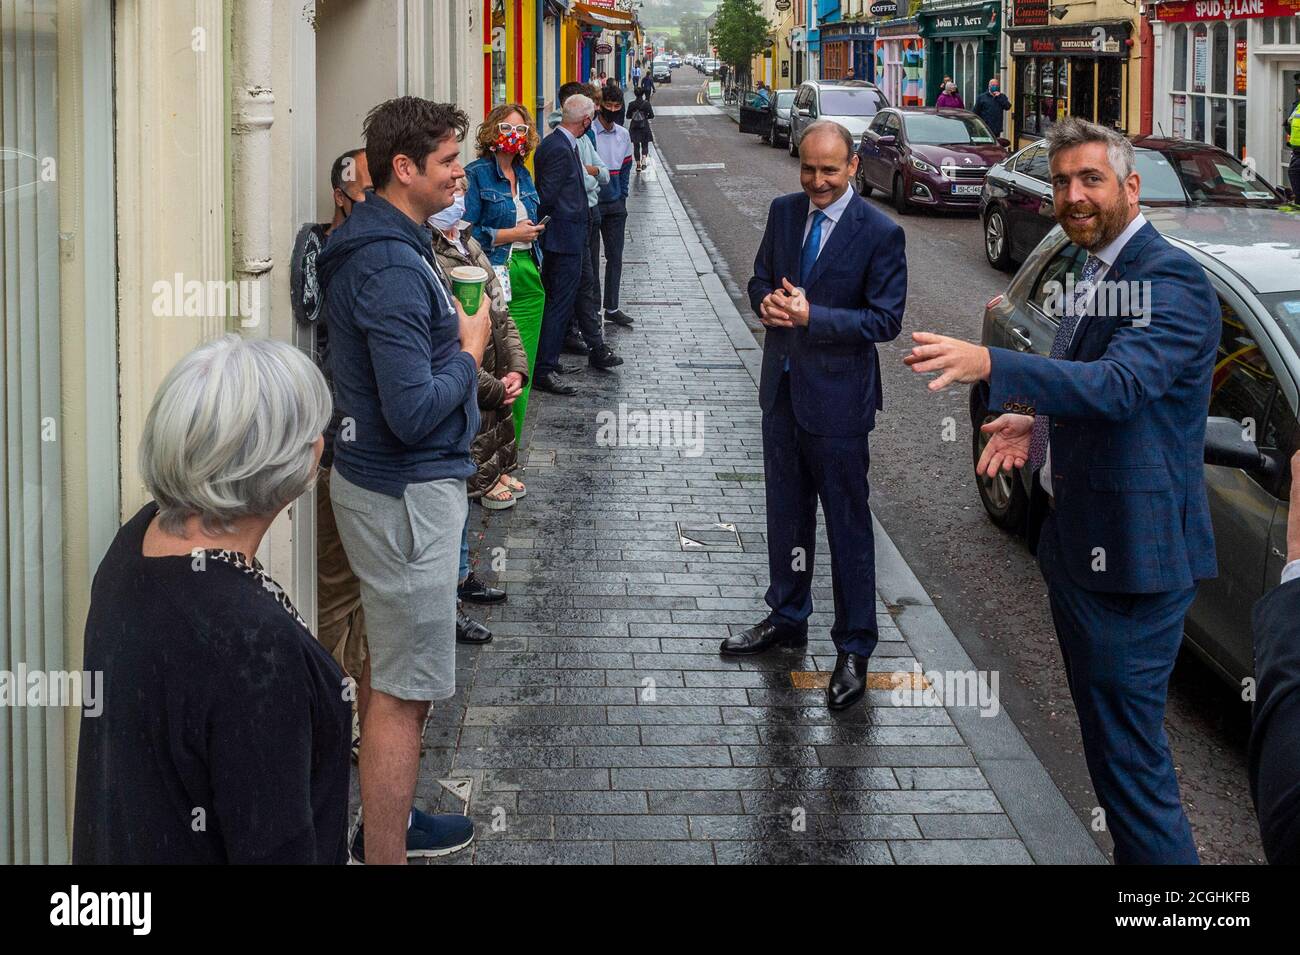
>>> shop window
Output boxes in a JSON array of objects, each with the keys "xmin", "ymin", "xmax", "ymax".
[
  {"xmin": 1073, "ymin": 59, "xmax": 1095, "ymax": 123},
  {"xmin": 1171, "ymin": 19, "xmax": 1244, "ymax": 153},
  {"xmin": 1212, "ymin": 23, "xmax": 1228, "ymax": 96},
  {"xmin": 1099, "ymin": 59, "xmax": 1123, "ymax": 130},
  {"xmin": 1174, "ymin": 25, "xmax": 1187, "ymax": 90}
]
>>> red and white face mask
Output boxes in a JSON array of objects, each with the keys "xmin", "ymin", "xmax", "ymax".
[{"xmin": 494, "ymin": 128, "xmax": 527, "ymax": 155}]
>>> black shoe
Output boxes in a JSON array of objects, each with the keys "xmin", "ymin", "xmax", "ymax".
[
  {"xmin": 456, "ymin": 604, "xmax": 493, "ymax": 645},
  {"xmin": 827, "ymin": 652, "xmax": 870, "ymax": 710},
  {"xmin": 719, "ymin": 616, "xmax": 808, "ymax": 656},
  {"xmin": 534, "ymin": 371, "xmax": 578, "ymax": 395},
  {"xmin": 605, "ymin": 308, "xmax": 634, "ymax": 327},
  {"xmin": 588, "ymin": 344, "xmax": 624, "ymax": 369},
  {"xmin": 558, "ymin": 360, "xmax": 583, "ymax": 375},
  {"xmin": 458, "ymin": 572, "xmax": 507, "ymax": 605},
  {"xmin": 562, "ymin": 333, "xmax": 589, "ymax": 355}
]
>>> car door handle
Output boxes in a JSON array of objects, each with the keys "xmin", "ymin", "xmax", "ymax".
[{"xmin": 1009, "ymin": 326, "xmax": 1033, "ymax": 351}]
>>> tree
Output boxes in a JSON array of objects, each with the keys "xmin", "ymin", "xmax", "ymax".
[
  {"xmin": 679, "ymin": 14, "xmax": 708, "ymax": 54},
  {"xmin": 710, "ymin": 0, "xmax": 769, "ymax": 86}
]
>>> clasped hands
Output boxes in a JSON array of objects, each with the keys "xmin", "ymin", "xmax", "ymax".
[{"xmin": 759, "ymin": 278, "xmax": 811, "ymax": 328}]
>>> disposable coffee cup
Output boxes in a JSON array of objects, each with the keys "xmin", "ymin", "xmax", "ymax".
[{"xmin": 450, "ymin": 265, "xmax": 488, "ymax": 312}]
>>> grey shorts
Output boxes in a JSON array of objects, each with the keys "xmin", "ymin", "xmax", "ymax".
[{"xmin": 329, "ymin": 469, "xmax": 467, "ymax": 702}]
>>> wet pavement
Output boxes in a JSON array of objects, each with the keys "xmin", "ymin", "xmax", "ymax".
[{"xmin": 375, "ymin": 133, "xmax": 1103, "ymax": 865}]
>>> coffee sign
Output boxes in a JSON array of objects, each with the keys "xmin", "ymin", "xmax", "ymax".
[
  {"xmin": 595, "ymin": 41, "xmax": 613, "ymax": 54},
  {"xmin": 775, "ymin": 0, "xmax": 793, "ymax": 9},
  {"xmin": 870, "ymin": 0, "xmax": 898, "ymax": 15}
]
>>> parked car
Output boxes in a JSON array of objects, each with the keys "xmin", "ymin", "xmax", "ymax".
[
  {"xmin": 738, "ymin": 88, "xmax": 797, "ymax": 148},
  {"xmin": 787, "ymin": 80, "xmax": 889, "ymax": 157},
  {"xmin": 980, "ymin": 135, "xmax": 1288, "ymax": 271},
  {"xmin": 970, "ymin": 206, "xmax": 1300, "ymax": 687},
  {"xmin": 855, "ymin": 107, "xmax": 1008, "ymax": 214}
]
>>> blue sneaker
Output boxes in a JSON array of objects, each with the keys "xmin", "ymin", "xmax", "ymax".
[{"xmin": 349, "ymin": 809, "xmax": 474, "ymax": 864}]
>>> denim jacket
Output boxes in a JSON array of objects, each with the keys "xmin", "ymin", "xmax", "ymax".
[{"xmin": 463, "ymin": 156, "xmax": 542, "ymax": 268}]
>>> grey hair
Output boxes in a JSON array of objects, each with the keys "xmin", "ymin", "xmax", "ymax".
[
  {"xmin": 140, "ymin": 334, "xmax": 332, "ymax": 535},
  {"xmin": 1045, "ymin": 116, "xmax": 1136, "ymax": 184},
  {"xmin": 562, "ymin": 93, "xmax": 596, "ymax": 123},
  {"xmin": 799, "ymin": 119, "xmax": 855, "ymax": 163}
]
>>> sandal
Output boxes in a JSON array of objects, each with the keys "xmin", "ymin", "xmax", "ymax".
[
  {"xmin": 479, "ymin": 483, "xmax": 515, "ymax": 510},
  {"xmin": 499, "ymin": 474, "xmax": 526, "ymax": 498}
]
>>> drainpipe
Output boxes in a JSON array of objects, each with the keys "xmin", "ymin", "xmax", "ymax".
[
  {"xmin": 230, "ymin": 0, "xmax": 274, "ymax": 333},
  {"xmin": 537, "ymin": 1, "xmax": 546, "ymax": 123}
]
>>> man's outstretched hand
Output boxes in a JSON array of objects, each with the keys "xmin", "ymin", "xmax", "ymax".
[
  {"xmin": 976, "ymin": 413, "xmax": 1033, "ymax": 478},
  {"xmin": 905, "ymin": 331, "xmax": 992, "ymax": 391}
]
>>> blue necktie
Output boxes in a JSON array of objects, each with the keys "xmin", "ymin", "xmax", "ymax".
[{"xmin": 799, "ymin": 210, "xmax": 828, "ymax": 287}]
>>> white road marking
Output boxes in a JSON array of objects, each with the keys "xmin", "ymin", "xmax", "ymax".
[
  {"xmin": 675, "ymin": 163, "xmax": 725, "ymax": 171},
  {"xmin": 652, "ymin": 105, "xmax": 723, "ymax": 116}
]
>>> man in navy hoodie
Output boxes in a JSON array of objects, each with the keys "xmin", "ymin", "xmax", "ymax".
[{"xmin": 317, "ymin": 97, "xmax": 491, "ymax": 864}]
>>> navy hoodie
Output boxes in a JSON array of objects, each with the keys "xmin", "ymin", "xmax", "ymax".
[{"xmin": 317, "ymin": 191, "xmax": 478, "ymax": 497}]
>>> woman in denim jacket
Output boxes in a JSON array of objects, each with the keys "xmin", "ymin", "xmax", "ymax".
[{"xmin": 464, "ymin": 103, "xmax": 547, "ymax": 444}]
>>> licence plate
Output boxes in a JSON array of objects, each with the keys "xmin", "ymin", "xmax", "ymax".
[{"xmin": 952, "ymin": 183, "xmax": 982, "ymax": 196}]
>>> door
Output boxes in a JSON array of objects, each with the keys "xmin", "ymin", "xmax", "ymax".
[
  {"xmin": 1186, "ymin": 288, "xmax": 1293, "ymax": 681},
  {"xmin": 875, "ymin": 112, "xmax": 904, "ymax": 189},
  {"xmin": 739, "ymin": 90, "xmax": 770, "ymax": 134},
  {"xmin": 1281, "ymin": 64, "xmax": 1300, "ymax": 195},
  {"xmin": 860, "ymin": 111, "xmax": 891, "ymax": 187},
  {"xmin": 1006, "ymin": 144, "xmax": 1053, "ymax": 259}
]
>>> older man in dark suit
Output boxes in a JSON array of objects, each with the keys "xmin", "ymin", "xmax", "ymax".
[
  {"xmin": 720, "ymin": 120, "xmax": 907, "ymax": 712},
  {"xmin": 906, "ymin": 117, "xmax": 1221, "ymax": 864}
]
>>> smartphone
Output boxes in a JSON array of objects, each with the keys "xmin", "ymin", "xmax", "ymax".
[{"xmin": 536, "ymin": 215, "xmax": 551, "ymax": 227}]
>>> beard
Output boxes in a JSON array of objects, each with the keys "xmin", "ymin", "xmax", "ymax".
[{"xmin": 1057, "ymin": 193, "xmax": 1130, "ymax": 251}]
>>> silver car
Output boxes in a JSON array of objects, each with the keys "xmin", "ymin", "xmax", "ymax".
[
  {"xmin": 970, "ymin": 207, "xmax": 1300, "ymax": 685},
  {"xmin": 787, "ymin": 80, "xmax": 888, "ymax": 156}
]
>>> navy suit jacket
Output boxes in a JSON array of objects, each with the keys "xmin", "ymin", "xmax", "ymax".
[
  {"xmin": 748, "ymin": 191, "xmax": 907, "ymax": 436},
  {"xmin": 533, "ymin": 128, "xmax": 589, "ymax": 256},
  {"xmin": 988, "ymin": 222, "xmax": 1219, "ymax": 595}
]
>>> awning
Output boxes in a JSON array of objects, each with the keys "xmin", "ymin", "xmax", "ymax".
[{"xmin": 570, "ymin": 2, "xmax": 636, "ymax": 30}]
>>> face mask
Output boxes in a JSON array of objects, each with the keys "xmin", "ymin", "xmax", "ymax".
[
  {"xmin": 494, "ymin": 130, "xmax": 525, "ymax": 154},
  {"xmin": 428, "ymin": 193, "xmax": 466, "ymax": 231},
  {"xmin": 601, "ymin": 108, "xmax": 618, "ymax": 123},
  {"xmin": 990, "ymin": 85, "xmax": 999, "ymax": 93}
]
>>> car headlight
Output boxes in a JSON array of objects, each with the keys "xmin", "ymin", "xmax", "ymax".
[{"xmin": 909, "ymin": 156, "xmax": 937, "ymax": 175}]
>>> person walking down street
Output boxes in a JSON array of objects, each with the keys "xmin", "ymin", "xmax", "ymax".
[
  {"xmin": 628, "ymin": 87, "xmax": 655, "ymax": 172},
  {"xmin": 318, "ymin": 96, "xmax": 489, "ymax": 865},
  {"xmin": 973, "ymin": 77, "xmax": 1011, "ymax": 136},
  {"xmin": 464, "ymin": 102, "xmax": 547, "ymax": 441},
  {"xmin": 640, "ymin": 67, "xmax": 655, "ymax": 100},
  {"xmin": 936, "ymin": 82, "xmax": 964, "ymax": 109},
  {"xmin": 594, "ymin": 85, "xmax": 636, "ymax": 329},
  {"xmin": 73, "ymin": 336, "xmax": 349, "ymax": 864},
  {"xmin": 631, "ymin": 60, "xmax": 642, "ymax": 90}
]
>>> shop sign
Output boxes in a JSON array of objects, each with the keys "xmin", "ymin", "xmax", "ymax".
[
  {"xmin": 1193, "ymin": 30, "xmax": 1208, "ymax": 91},
  {"xmin": 775, "ymin": 0, "xmax": 793, "ymax": 9},
  {"xmin": 870, "ymin": 0, "xmax": 898, "ymax": 15},
  {"xmin": 595, "ymin": 41, "xmax": 613, "ymax": 54},
  {"xmin": 1153, "ymin": 0, "xmax": 1300, "ymax": 21},
  {"xmin": 1234, "ymin": 37, "xmax": 1247, "ymax": 93},
  {"xmin": 1011, "ymin": 27, "xmax": 1128, "ymax": 56},
  {"xmin": 1014, "ymin": 0, "xmax": 1050, "ymax": 25},
  {"xmin": 921, "ymin": 5, "xmax": 998, "ymax": 37}
]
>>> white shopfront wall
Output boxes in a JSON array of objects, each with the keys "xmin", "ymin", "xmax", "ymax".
[{"xmin": 1151, "ymin": 5, "xmax": 1300, "ymax": 191}]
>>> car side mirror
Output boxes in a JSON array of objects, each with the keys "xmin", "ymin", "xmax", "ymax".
[
  {"xmin": 797, "ymin": 107, "xmax": 811, "ymax": 117},
  {"xmin": 877, "ymin": 134, "xmax": 896, "ymax": 147},
  {"xmin": 1204, "ymin": 416, "xmax": 1278, "ymax": 476},
  {"xmin": 998, "ymin": 137, "xmax": 1010, "ymax": 148}
]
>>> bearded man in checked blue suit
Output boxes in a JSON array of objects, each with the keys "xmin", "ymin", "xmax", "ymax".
[
  {"xmin": 719, "ymin": 120, "xmax": 907, "ymax": 712},
  {"xmin": 905, "ymin": 117, "xmax": 1220, "ymax": 864}
]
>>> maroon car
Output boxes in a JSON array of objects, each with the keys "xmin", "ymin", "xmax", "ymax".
[{"xmin": 855, "ymin": 107, "xmax": 1009, "ymax": 214}]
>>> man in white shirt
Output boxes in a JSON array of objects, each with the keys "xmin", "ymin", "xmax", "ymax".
[{"xmin": 594, "ymin": 86, "xmax": 637, "ymax": 328}]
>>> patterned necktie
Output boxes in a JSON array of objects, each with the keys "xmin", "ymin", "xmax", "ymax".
[
  {"xmin": 799, "ymin": 210, "xmax": 828, "ymax": 286},
  {"xmin": 1027, "ymin": 253, "xmax": 1104, "ymax": 471}
]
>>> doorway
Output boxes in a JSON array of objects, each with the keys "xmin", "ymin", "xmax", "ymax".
[{"xmin": 1282, "ymin": 64, "xmax": 1300, "ymax": 199}]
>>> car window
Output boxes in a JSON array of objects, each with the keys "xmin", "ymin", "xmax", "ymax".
[
  {"xmin": 869, "ymin": 113, "xmax": 890, "ymax": 134},
  {"xmin": 775, "ymin": 91, "xmax": 795, "ymax": 109},
  {"xmin": 885, "ymin": 113, "xmax": 902, "ymax": 136},
  {"xmin": 1209, "ymin": 295, "xmax": 1282, "ymax": 493},
  {"xmin": 1168, "ymin": 149, "xmax": 1282, "ymax": 206},
  {"xmin": 1027, "ymin": 242, "xmax": 1088, "ymax": 316},
  {"xmin": 903, "ymin": 113, "xmax": 996, "ymax": 145},
  {"xmin": 1133, "ymin": 150, "xmax": 1188, "ymax": 203},
  {"xmin": 1266, "ymin": 390, "xmax": 1298, "ymax": 501},
  {"xmin": 819, "ymin": 88, "xmax": 886, "ymax": 116},
  {"xmin": 1018, "ymin": 145, "xmax": 1050, "ymax": 182}
]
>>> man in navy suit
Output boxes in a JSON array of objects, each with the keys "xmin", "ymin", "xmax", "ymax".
[
  {"xmin": 720, "ymin": 120, "xmax": 907, "ymax": 712},
  {"xmin": 533, "ymin": 92, "xmax": 599, "ymax": 396},
  {"xmin": 906, "ymin": 117, "xmax": 1220, "ymax": 863}
]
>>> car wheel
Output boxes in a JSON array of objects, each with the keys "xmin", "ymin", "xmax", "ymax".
[
  {"xmin": 984, "ymin": 207, "xmax": 1013, "ymax": 272},
  {"xmin": 769, "ymin": 122, "xmax": 781, "ymax": 147},
  {"xmin": 892, "ymin": 174, "xmax": 910, "ymax": 215},
  {"xmin": 855, "ymin": 163, "xmax": 871, "ymax": 198},
  {"xmin": 971, "ymin": 390, "xmax": 1029, "ymax": 532},
  {"xmin": 789, "ymin": 129, "xmax": 798, "ymax": 156}
]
